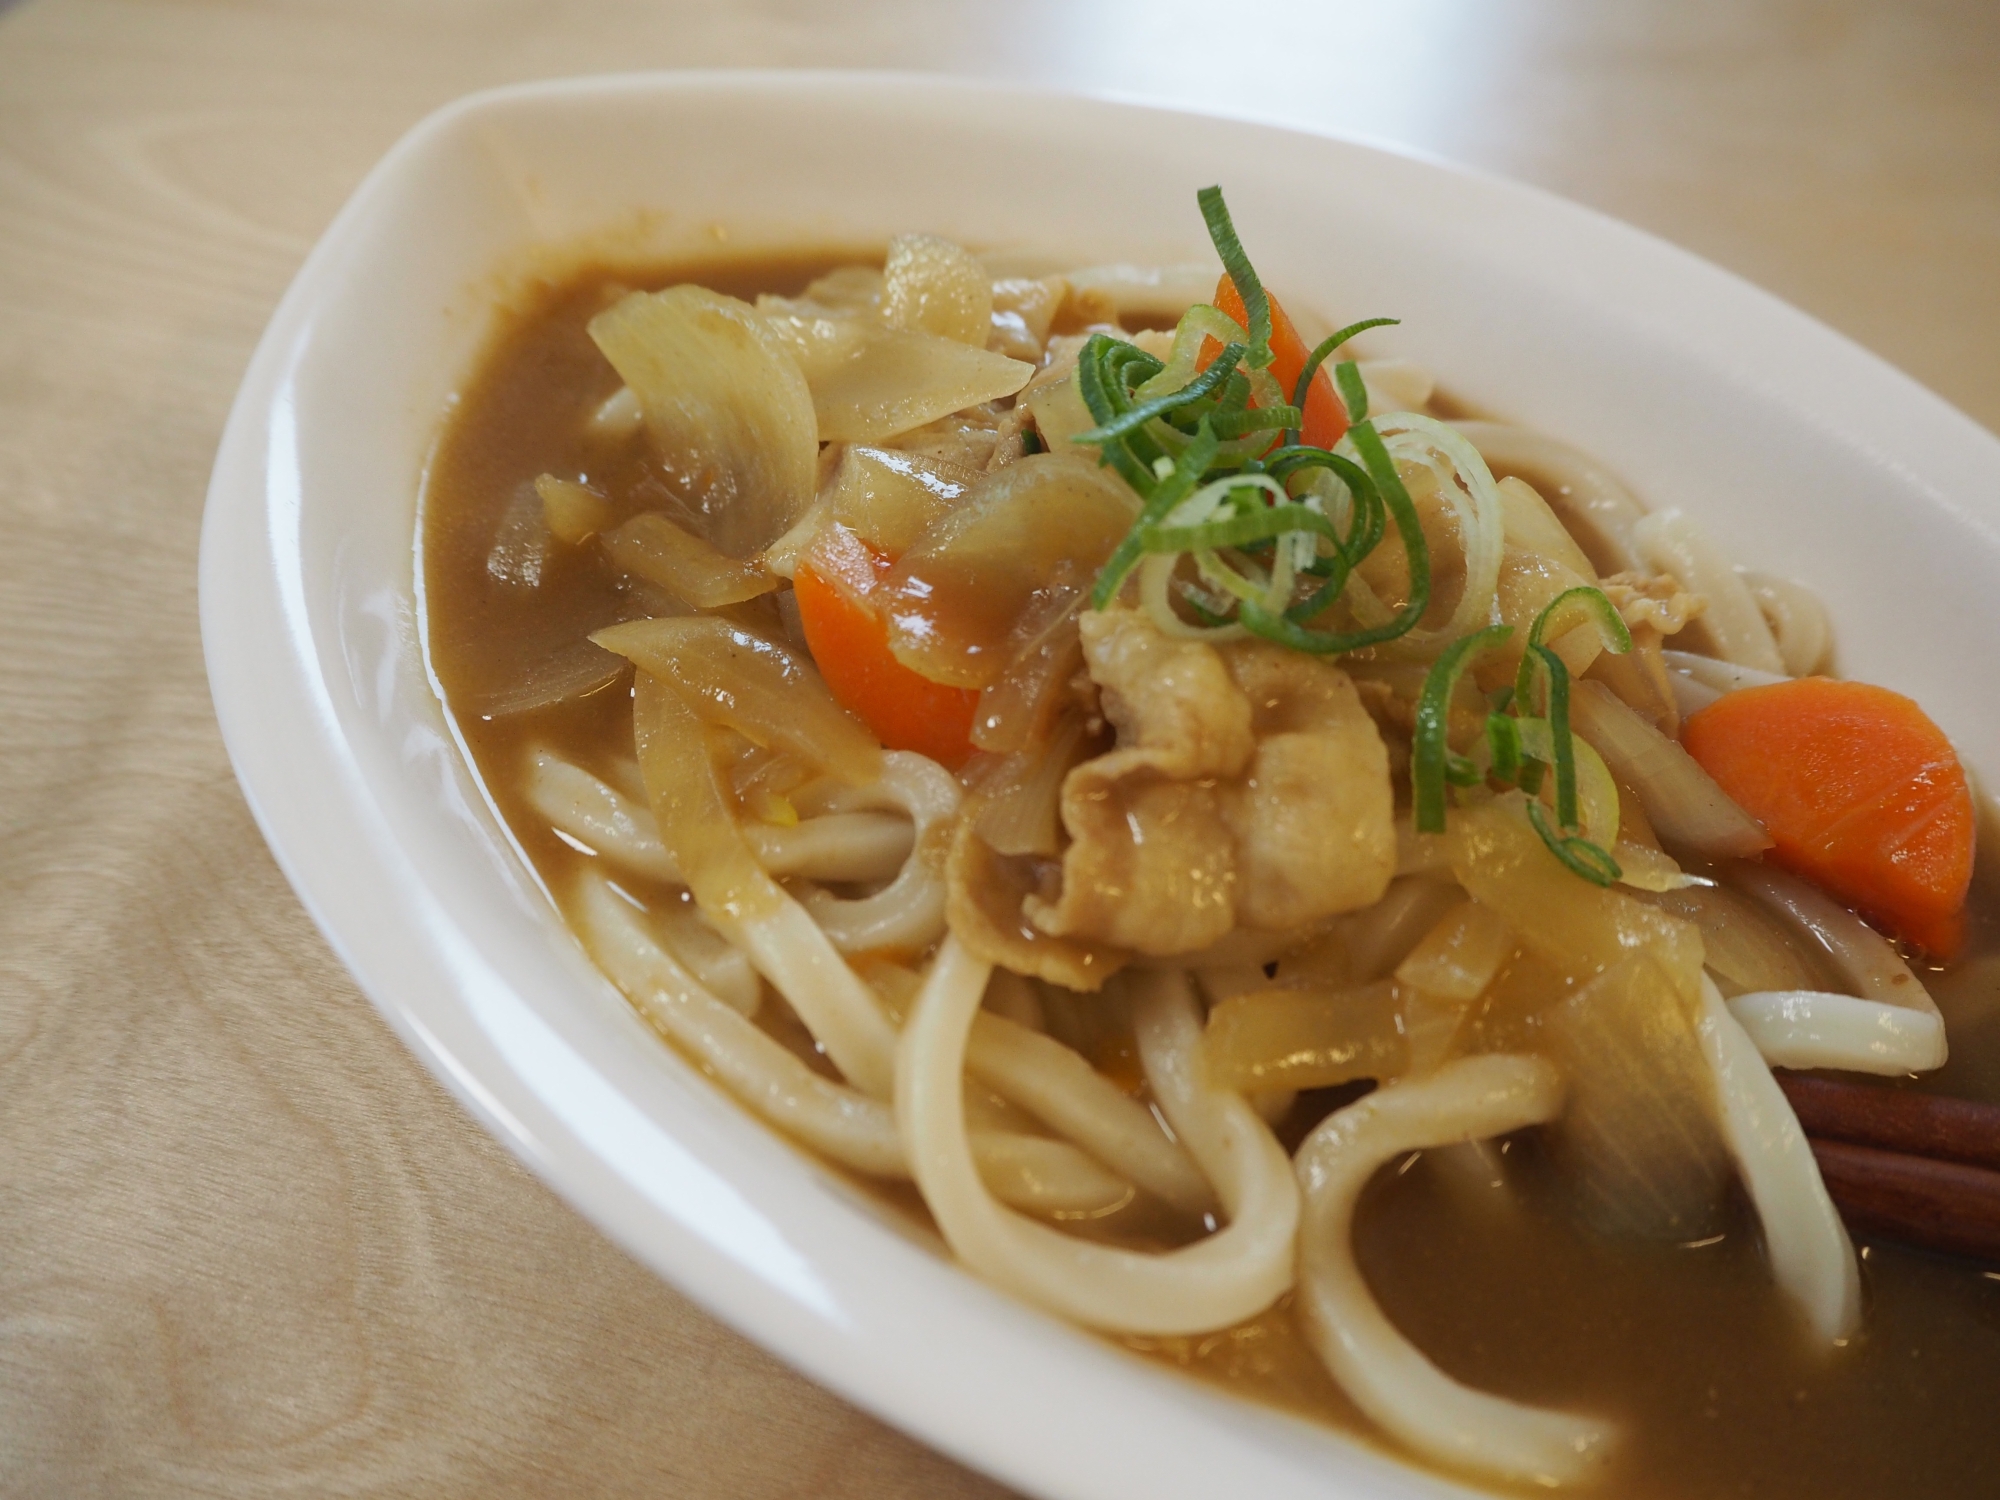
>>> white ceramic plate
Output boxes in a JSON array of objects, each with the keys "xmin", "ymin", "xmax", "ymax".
[{"xmin": 199, "ymin": 72, "xmax": 2000, "ymax": 1500}]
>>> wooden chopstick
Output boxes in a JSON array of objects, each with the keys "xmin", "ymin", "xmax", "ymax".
[{"xmin": 1775, "ymin": 1071, "xmax": 2000, "ymax": 1265}]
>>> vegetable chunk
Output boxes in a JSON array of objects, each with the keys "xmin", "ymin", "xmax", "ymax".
[{"xmin": 1682, "ymin": 677, "xmax": 1974, "ymax": 955}]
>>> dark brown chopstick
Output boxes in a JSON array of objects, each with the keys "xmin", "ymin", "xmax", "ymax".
[
  {"xmin": 1776, "ymin": 1071, "xmax": 2000, "ymax": 1173},
  {"xmin": 1774, "ymin": 1072, "xmax": 2000, "ymax": 1266}
]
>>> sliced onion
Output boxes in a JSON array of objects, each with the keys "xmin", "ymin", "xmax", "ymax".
[
  {"xmin": 601, "ymin": 511, "xmax": 774, "ymax": 608},
  {"xmin": 1202, "ymin": 979, "xmax": 1407, "ymax": 1092},
  {"xmin": 594, "ymin": 616, "xmax": 881, "ymax": 786},
  {"xmin": 1542, "ymin": 950, "xmax": 1733, "ymax": 1240},
  {"xmin": 464, "ymin": 637, "xmax": 627, "ymax": 719},
  {"xmin": 879, "ymin": 455, "xmax": 1138, "ymax": 689},
  {"xmin": 762, "ymin": 313, "xmax": 1033, "ymax": 445},
  {"xmin": 881, "ymin": 234, "xmax": 993, "ymax": 346},
  {"xmin": 1450, "ymin": 802, "xmax": 1704, "ymax": 991},
  {"xmin": 1727, "ymin": 862, "xmax": 1942, "ymax": 1017},
  {"xmin": 1569, "ymin": 679, "xmax": 1771, "ymax": 857},
  {"xmin": 822, "ymin": 445, "xmax": 978, "ymax": 556},
  {"xmin": 588, "ymin": 287, "xmax": 818, "ymax": 558}
]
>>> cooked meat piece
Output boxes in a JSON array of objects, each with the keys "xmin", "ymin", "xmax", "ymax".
[{"xmin": 1021, "ymin": 608, "xmax": 1394, "ymax": 957}]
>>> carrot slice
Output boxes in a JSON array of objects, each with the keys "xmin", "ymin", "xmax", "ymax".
[
  {"xmin": 1197, "ymin": 275, "xmax": 1349, "ymax": 450},
  {"xmin": 793, "ymin": 530, "xmax": 979, "ymax": 770},
  {"xmin": 1681, "ymin": 677, "xmax": 1974, "ymax": 956}
]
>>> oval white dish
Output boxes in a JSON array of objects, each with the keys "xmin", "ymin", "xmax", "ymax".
[{"xmin": 199, "ymin": 71, "xmax": 2000, "ymax": 1500}]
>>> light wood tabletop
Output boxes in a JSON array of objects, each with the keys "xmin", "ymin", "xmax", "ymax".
[{"xmin": 2, "ymin": 2, "xmax": 1996, "ymax": 1495}]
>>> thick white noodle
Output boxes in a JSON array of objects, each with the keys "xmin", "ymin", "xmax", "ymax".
[
  {"xmin": 575, "ymin": 872, "xmax": 1131, "ymax": 1213},
  {"xmin": 526, "ymin": 749, "xmax": 915, "ymax": 887},
  {"xmin": 1293, "ymin": 1054, "xmax": 1614, "ymax": 1488},
  {"xmin": 1742, "ymin": 571, "xmax": 1832, "ymax": 677},
  {"xmin": 652, "ymin": 900, "xmax": 763, "ymax": 1016},
  {"xmin": 1452, "ymin": 420, "xmax": 1648, "ymax": 575},
  {"xmin": 897, "ymin": 942, "xmax": 1299, "ymax": 1335},
  {"xmin": 1729, "ymin": 863, "xmax": 1944, "ymax": 1019},
  {"xmin": 1632, "ymin": 511, "xmax": 1786, "ymax": 675},
  {"xmin": 800, "ymin": 751, "xmax": 958, "ymax": 953},
  {"xmin": 1693, "ymin": 975, "xmax": 1861, "ymax": 1344},
  {"xmin": 1726, "ymin": 990, "xmax": 1948, "ymax": 1074},
  {"xmin": 967, "ymin": 1010, "xmax": 1217, "ymax": 1215},
  {"xmin": 726, "ymin": 897, "xmax": 903, "ymax": 1099}
]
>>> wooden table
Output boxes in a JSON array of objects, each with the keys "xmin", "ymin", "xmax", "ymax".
[{"xmin": 2, "ymin": 2, "xmax": 1995, "ymax": 1494}]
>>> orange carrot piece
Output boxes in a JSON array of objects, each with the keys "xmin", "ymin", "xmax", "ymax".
[
  {"xmin": 793, "ymin": 532, "xmax": 978, "ymax": 770},
  {"xmin": 1197, "ymin": 275, "xmax": 1349, "ymax": 450},
  {"xmin": 1682, "ymin": 677, "xmax": 1974, "ymax": 956}
]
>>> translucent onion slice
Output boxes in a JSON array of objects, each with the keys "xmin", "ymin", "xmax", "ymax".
[
  {"xmin": 464, "ymin": 637, "xmax": 628, "ymax": 719},
  {"xmin": 1726, "ymin": 991, "xmax": 1948, "ymax": 1074},
  {"xmin": 1449, "ymin": 802, "xmax": 1703, "ymax": 992},
  {"xmin": 1727, "ymin": 862, "xmax": 1943, "ymax": 1017},
  {"xmin": 588, "ymin": 286, "xmax": 818, "ymax": 558},
  {"xmin": 601, "ymin": 512, "xmax": 775, "ymax": 608},
  {"xmin": 762, "ymin": 312, "xmax": 1033, "ymax": 444},
  {"xmin": 1693, "ymin": 975, "xmax": 1861, "ymax": 1344},
  {"xmin": 1569, "ymin": 679, "xmax": 1771, "ymax": 857},
  {"xmin": 881, "ymin": 234, "xmax": 993, "ymax": 346},
  {"xmin": 822, "ymin": 445, "xmax": 979, "ymax": 556},
  {"xmin": 1202, "ymin": 980, "xmax": 1407, "ymax": 1092},
  {"xmin": 1059, "ymin": 262, "xmax": 1216, "ymax": 323},
  {"xmin": 1650, "ymin": 882, "xmax": 1834, "ymax": 996},
  {"xmin": 594, "ymin": 616, "xmax": 881, "ymax": 786},
  {"xmin": 1294, "ymin": 1054, "xmax": 1615, "ymax": 1487},
  {"xmin": 879, "ymin": 455, "xmax": 1140, "ymax": 689},
  {"xmin": 534, "ymin": 474, "xmax": 614, "ymax": 545},
  {"xmin": 1394, "ymin": 900, "xmax": 1515, "ymax": 1003},
  {"xmin": 1541, "ymin": 949, "xmax": 1733, "ymax": 1240}
]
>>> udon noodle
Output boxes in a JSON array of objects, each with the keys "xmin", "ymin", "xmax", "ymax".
[{"xmin": 421, "ymin": 194, "xmax": 1996, "ymax": 1496}]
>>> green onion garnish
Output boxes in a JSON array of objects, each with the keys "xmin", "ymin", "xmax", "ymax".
[
  {"xmin": 1090, "ymin": 421, "xmax": 1222, "ymax": 609},
  {"xmin": 1413, "ymin": 625, "xmax": 1512, "ymax": 834},
  {"xmin": 1293, "ymin": 318, "xmax": 1401, "ymax": 414},
  {"xmin": 1528, "ymin": 800, "xmax": 1621, "ymax": 887},
  {"xmin": 1530, "ymin": 643, "xmax": 1580, "ymax": 831},
  {"xmin": 1333, "ymin": 360, "xmax": 1370, "ymax": 426},
  {"xmin": 1196, "ymin": 186, "xmax": 1272, "ymax": 370},
  {"xmin": 1073, "ymin": 342, "xmax": 1246, "ymax": 446}
]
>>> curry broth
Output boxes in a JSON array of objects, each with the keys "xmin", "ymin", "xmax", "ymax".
[{"xmin": 421, "ymin": 257, "xmax": 2000, "ymax": 1500}]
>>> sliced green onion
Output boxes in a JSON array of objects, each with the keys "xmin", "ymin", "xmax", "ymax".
[
  {"xmin": 1091, "ymin": 422, "xmax": 1222, "ymax": 608},
  {"xmin": 1529, "ymin": 643, "xmax": 1580, "ymax": 831},
  {"xmin": 1529, "ymin": 585, "xmax": 1634, "ymax": 656},
  {"xmin": 1072, "ymin": 342, "xmax": 1245, "ymax": 445},
  {"xmin": 1413, "ymin": 625, "xmax": 1513, "ymax": 834},
  {"xmin": 1141, "ymin": 501, "xmax": 1338, "ymax": 555},
  {"xmin": 1292, "ymin": 318, "xmax": 1401, "ymax": 413},
  {"xmin": 1333, "ymin": 360, "xmax": 1370, "ymax": 426},
  {"xmin": 1345, "ymin": 418, "xmax": 1431, "ymax": 631},
  {"xmin": 1527, "ymin": 800, "xmax": 1621, "ymax": 887},
  {"xmin": 1486, "ymin": 711, "xmax": 1522, "ymax": 784},
  {"xmin": 1211, "ymin": 404, "xmax": 1302, "ymax": 440},
  {"xmin": 1196, "ymin": 186, "xmax": 1272, "ymax": 370}
]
